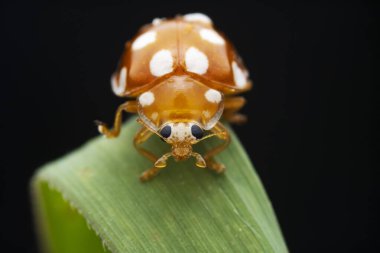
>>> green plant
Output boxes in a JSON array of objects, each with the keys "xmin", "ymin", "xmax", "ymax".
[{"xmin": 31, "ymin": 117, "xmax": 288, "ymax": 253}]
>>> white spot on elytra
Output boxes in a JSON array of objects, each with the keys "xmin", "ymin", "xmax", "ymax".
[
  {"xmin": 149, "ymin": 49, "xmax": 174, "ymax": 76},
  {"xmin": 232, "ymin": 61, "xmax": 247, "ymax": 88},
  {"xmin": 152, "ymin": 18, "xmax": 162, "ymax": 26},
  {"xmin": 139, "ymin": 91, "xmax": 155, "ymax": 107},
  {"xmin": 183, "ymin": 13, "xmax": 212, "ymax": 24},
  {"xmin": 132, "ymin": 31, "xmax": 156, "ymax": 50},
  {"xmin": 205, "ymin": 89, "xmax": 222, "ymax": 103},
  {"xmin": 199, "ymin": 28, "xmax": 225, "ymax": 45},
  {"xmin": 185, "ymin": 47, "xmax": 209, "ymax": 75},
  {"xmin": 111, "ymin": 67, "xmax": 127, "ymax": 95}
]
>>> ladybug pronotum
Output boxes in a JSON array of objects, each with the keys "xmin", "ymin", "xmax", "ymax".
[{"xmin": 97, "ymin": 13, "xmax": 252, "ymax": 181}]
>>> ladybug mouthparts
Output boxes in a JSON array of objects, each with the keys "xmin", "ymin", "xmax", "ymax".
[{"xmin": 172, "ymin": 142, "xmax": 193, "ymax": 161}]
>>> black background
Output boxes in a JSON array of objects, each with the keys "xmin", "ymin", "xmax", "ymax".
[{"xmin": 0, "ymin": 1, "xmax": 376, "ymax": 252}]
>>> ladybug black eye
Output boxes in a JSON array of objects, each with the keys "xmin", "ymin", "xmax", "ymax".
[
  {"xmin": 160, "ymin": 125, "xmax": 171, "ymax": 138},
  {"xmin": 191, "ymin": 125, "xmax": 203, "ymax": 139}
]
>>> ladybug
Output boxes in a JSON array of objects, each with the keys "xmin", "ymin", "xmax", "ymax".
[{"xmin": 96, "ymin": 13, "xmax": 252, "ymax": 181}]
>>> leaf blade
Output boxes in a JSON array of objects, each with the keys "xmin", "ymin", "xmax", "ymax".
[{"xmin": 31, "ymin": 117, "xmax": 288, "ymax": 253}]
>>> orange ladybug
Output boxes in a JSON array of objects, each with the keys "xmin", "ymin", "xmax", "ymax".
[{"xmin": 96, "ymin": 13, "xmax": 252, "ymax": 181}]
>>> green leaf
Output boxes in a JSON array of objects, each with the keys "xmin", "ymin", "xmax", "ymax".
[{"xmin": 31, "ymin": 117, "xmax": 288, "ymax": 253}]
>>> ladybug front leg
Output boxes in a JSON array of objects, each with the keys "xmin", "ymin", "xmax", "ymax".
[
  {"xmin": 140, "ymin": 153, "xmax": 172, "ymax": 182},
  {"xmin": 223, "ymin": 96, "xmax": 247, "ymax": 124},
  {"xmin": 133, "ymin": 126, "xmax": 157, "ymax": 163},
  {"xmin": 96, "ymin": 100, "xmax": 138, "ymax": 138},
  {"xmin": 133, "ymin": 126, "xmax": 169, "ymax": 182},
  {"xmin": 204, "ymin": 122, "xmax": 231, "ymax": 173}
]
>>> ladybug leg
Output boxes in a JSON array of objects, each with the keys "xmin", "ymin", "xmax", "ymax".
[
  {"xmin": 191, "ymin": 152, "xmax": 207, "ymax": 168},
  {"xmin": 140, "ymin": 167, "xmax": 163, "ymax": 182},
  {"xmin": 204, "ymin": 122, "xmax": 231, "ymax": 174},
  {"xmin": 96, "ymin": 100, "xmax": 138, "ymax": 138},
  {"xmin": 134, "ymin": 126, "xmax": 170, "ymax": 182},
  {"xmin": 140, "ymin": 153, "xmax": 172, "ymax": 182},
  {"xmin": 133, "ymin": 126, "xmax": 157, "ymax": 163},
  {"xmin": 223, "ymin": 96, "xmax": 247, "ymax": 124}
]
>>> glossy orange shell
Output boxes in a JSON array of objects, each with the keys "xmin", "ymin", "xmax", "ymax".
[
  {"xmin": 111, "ymin": 15, "xmax": 252, "ymax": 97},
  {"xmin": 137, "ymin": 75, "xmax": 224, "ymax": 130}
]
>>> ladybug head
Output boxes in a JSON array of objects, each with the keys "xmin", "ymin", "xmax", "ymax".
[
  {"xmin": 155, "ymin": 121, "xmax": 202, "ymax": 160},
  {"xmin": 159, "ymin": 122, "xmax": 203, "ymax": 143},
  {"xmin": 155, "ymin": 121, "xmax": 213, "ymax": 166}
]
